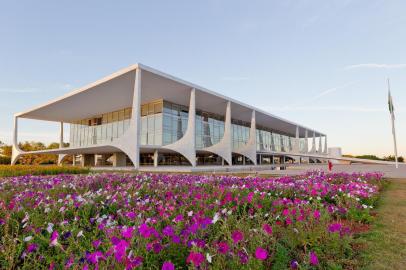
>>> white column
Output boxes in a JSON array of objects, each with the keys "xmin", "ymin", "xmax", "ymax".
[
  {"xmin": 11, "ymin": 116, "xmax": 22, "ymax": 165},
  {"xmin": 162, "ymin": 88, "xmax": 196, "ymax": 166},
  {"xmin": 318, "ymin": 135, "xmax": 322, "ymax": 154},
  {"xmin": 153, "ymin": 149, "xmax": 158, "ymax": 167},
  {"xmin": 294, "ymin": 126, "xmax": 299, "ymax": 152},
  {"xmin": 203, "ymin": 101, "xmax": 232, "ymax": 166},
  {"xmin": 324, "ymin": 136, "xmax": 328, "ymax": 155},
  {"xmin": 132, "ymin": 68, "xmax": 142, "ymax": 169},
  {"xmin": 311, "ymin": 131, "xmax": 316, "ymax": 153},
  {"xmin": 304, "ymin": 129, "xmax": 308, "ymax": 153},
  {"xmin": 58, "ymin": 122, "xmax": 66, "ymax": 165}
]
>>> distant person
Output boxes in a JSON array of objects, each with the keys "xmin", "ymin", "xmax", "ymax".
[{"xmin": 328, "ymin": 160, "xmax": 333, "ymax": 172}]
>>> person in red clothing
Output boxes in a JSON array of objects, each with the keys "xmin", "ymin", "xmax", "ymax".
[{"xmin": 328, "ymin": 160, "xmax": 333, "ymax": 171}]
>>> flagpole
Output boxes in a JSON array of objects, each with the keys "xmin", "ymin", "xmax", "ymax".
[{"xmin": 387, "ymin": 78, "xmax": 399, "ymax": 169}]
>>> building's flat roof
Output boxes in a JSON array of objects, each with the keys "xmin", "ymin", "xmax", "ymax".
[{"xmin": 16, "ymin": 63, "xmax": 325, "ymax": 137}]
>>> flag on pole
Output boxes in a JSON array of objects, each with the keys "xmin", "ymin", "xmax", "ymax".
[
  {"xmin": 388, "ymin": 87, "xmax": 395, "ymax": 120},
  {"xmin": 387, "ymin": 78, "xmax": 398, "ymax": 168}
]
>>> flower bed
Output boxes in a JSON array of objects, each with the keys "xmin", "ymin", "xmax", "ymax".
[{"xmin": 0, "ymin": 172, "xmax": 384, "ymax": 269}]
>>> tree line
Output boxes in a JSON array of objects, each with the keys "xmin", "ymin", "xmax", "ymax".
[{"xmin": 0, "ymin": 141, "xmax": 72, "ymax": 165}]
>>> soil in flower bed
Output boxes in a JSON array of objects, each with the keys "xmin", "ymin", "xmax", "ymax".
[{"xmin": 0, "ymin": 172, "xmax": 385, "ymax": 269}]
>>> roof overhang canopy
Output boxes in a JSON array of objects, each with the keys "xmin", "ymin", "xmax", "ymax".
[{"xmin": 16, "ymin": 64, "xmax": 324, "ymax": 137}]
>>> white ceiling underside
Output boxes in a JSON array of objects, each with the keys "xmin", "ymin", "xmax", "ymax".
[{"xmin": 16, "ymin": 64, "xmax": 324, "ymax": 137}]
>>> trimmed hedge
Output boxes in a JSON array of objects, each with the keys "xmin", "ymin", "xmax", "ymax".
[{"xmin": 0, "ymin": 165, "xmax": 89, "ymax": 177}]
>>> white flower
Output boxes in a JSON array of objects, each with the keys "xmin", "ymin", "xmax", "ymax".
[
  {"xmin": 212, "ymin": 212, "xmax": 220, "ymax": 224},
  {"xmin": 206, "ymin": 253, "xmax": 213, "ymax": 263},
  {"xmin": 188, "ymin": 211, "xmax": 193, "ymax": 217},
  {"xmin": 24, "ymin": 236, "xmax": 33, "ymax": 242},
  {"xmin": 44, "ymin": 207, "xmax": 51, "ymax": 213},
  {"xmin": 47, "ymin": 223, "xmax": 54, "ymax": 233},
  {"xmin": 77, "ymin": 230, "xmax": 84, "ymax": 238}
]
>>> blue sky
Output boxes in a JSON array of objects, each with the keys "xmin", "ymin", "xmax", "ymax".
[{"xmin": 0, "ymin": 0, "xmax": 405, "ymax": 157}]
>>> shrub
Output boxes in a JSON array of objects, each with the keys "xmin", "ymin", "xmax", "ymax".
[{"xmin": 0, "ymin": 165, "xmax": 89, "ymax": 177}]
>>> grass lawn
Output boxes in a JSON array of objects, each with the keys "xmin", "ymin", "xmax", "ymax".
[{"xmin": 358, "ymin": 178, "xmax": 406, "ymax": 269}]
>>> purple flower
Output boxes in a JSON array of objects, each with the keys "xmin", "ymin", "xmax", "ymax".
[
  {"xmin": 238, "ymin": 250, "xmax": 249, "ymax": 264},
  {"xmin": 231, "ymin": 230, "xmax": 244, "ymax": 244},
  {"xmin": 113, "ymin": 239, "xmax": 129, "ymax": 262},
  {"xmin": 139, "ymin": 223, "xmax": 152, "ymax": 238},
  {"xmin": 255, "ymin": 247, "xmax": 268, "ymax": 260},
  {"xmin": 163, "ymin": 225, "xmax": 175, "ymax": 237},
  {"xmin": 290, "ymin": 259, "xmax": 299, "ymax": 269},
  {"xmin": 309, "ymin": 251, "xmax": 319, "ymax": 265},
  {"xmin": 328, "ymin": 223, "xmax": 342, "ymax": 233},
  {"xmin": 50, "ymin": 231, "xmax": 59, "ymax": 246},
  {"xmin": 162, "ymin": 261, "xmax": 175, "ymax": 270},
  {"xmin": 86, "ymin": 251, "xmax": 104, "ymax": 264},
  {"xmin": 27, "ymin": 243, "xmax": 38, "ymax": 253}
]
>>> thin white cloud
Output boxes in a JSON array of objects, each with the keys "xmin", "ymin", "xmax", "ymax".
[
  {"xmin": 344, "ymin": 63, "xmax": 406, "ymax": 70},
  {"xmin": 221, "ymin": 76, "xmax": 250, "ymax": 82},
  {"xmin": 289, "ymin": 81, "xmax": 357, "ymax": 107}
]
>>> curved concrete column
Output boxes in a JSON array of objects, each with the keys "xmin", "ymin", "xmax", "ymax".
[
  {"xmin": 293, "ymin": 126, "xmax": 300, "ymax": 152},
  {"xmin": 112, "ymin": 68, "xmax": 141, "ymax": 168},
  {"xmin": 303, "ymin": 129, "xmax": 308, "ymax": 153},
  {"xmin": 310, "ymin": 131, "xmax": 316, "ymax": 153},
  {"xmin": 11, "ymin": 116, "xmax": 23, "ymax": 165},
  {"xmin": 323, "ymin": 136, "xmax": 328, "ymax": 155},
  {"xmin": 234, "ymin": 110, "xmax": 257, "ymax": 165},
  {"xmin": 203, "ymin": 101, "xmax": 232, "ymax": 166},
  {"xmin": 162, "ymin": 88, "xmax": 196, "ymax": 166},
  {"xmin": 318, "ymin": 135, "xmax": 322, "ymax": 154},
  {"xmin": 58, "ymin": 121, "xmax": 66, "ymax": 165}
]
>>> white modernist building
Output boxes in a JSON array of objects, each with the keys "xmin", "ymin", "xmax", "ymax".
[{"xmin": 12, "ymin": 64, "xmax": 334, "ymax": 171}]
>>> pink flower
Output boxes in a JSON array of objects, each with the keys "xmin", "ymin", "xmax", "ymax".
[
  {"xmin": 231, "ymin": 230, "xmax": 244, "ymax": 244},
  {"xmin": 186, "ymin": 251, "xmax": 204, "ymax": 267},
  {"xmin": 121, "ymin": 226, "xmax": 134, "ymax": 239},
  {"xmin": 313, "ymin": 210, "xmax": 321, "ymax": 220},
  {"xmin": 217, "ymin": 242, "xmax": 229, "ymax": 254},
  {"xmin": 162, "ymin": 261, "xmax": 175, "ymax": 270},
  {"xmin": 262, "ymin": 224, "xmax": 273, "ymax": 235},
  {"xmin": 163, "ymin": 225, "xmax": 175, "ymax": 237},
  {"xmin": 255, "ymin": 247, "xmax": 268, "ymax": 260},
  {"xmin": 247, "ymin": 192, "xmax": 254, "ymax": 203},
  {"xmin": 309, "ymin": 251, "xmax": 319, "ymax": 265},
  {"xmin": 50, "ymin": 231, "xmax": 59, "ymax": 246}
]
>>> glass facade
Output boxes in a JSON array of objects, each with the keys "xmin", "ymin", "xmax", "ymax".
[
  {"xmin": 196, "ymin": 112, "xmax": 225, "ymax": 149},
  {"xmin": 69, "ymin": 108, "xmax": 132, "ymax": 147},
  {"xmin": 162, "ymin": 100, "xmax": 188, "ymax": 145},
  {"xmin": 69, "ymin": 100, "xmax": 303, "ymax": 164},
  {"xmin": 141, "ymin": 100, "xmax": 163, "ymax": 145}
]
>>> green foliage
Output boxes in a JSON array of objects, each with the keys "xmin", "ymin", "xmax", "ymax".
[
  {"xmin": 0, "ymin": 165, "xmax": 89, "ymax": 177},
  {"xmin": 0, "ymin": 156, "xmax": 11, "ymax": 165}
]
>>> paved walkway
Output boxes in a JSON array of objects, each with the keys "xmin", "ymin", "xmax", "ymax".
[{"xmin": 258, "ymin": 164, "xmax": 406, "ymax": 178}]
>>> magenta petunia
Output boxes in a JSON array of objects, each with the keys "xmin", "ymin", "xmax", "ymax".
[
  {"xmin": 328, "ymin": 223, "xmax": 342, "ymax": 233},
  {"xmin": 162, "ymin": 261, "xmax": 175, "ymax": 270},
  {"xmin": 255, "ymin": 247, "xmax": 268, "ymax": 260},
  {"xmin": 217, "ymin": 242, "xmax": 229, "ymax": 254},
  {"xmin": 121, "ymin": 226, "xmax": 134, "ymax": 239},
  {"xmin": 313, "ymin": 210, "xmax": 321, "ymax": 220},
  {"xmin": 309, "ymin": 251, "xmax": 319, "ymax": 265},
  {"xmin": 186, "ymin": 251, "xmax": 205, "ymax": 267},
  {"xmin": 262, "ymin": 224, "xmax": 273, "ymax": 235},
  {"xmin": 49, "ymin": 231, "xmax": 59, "ymax": 246},
  {"xmin": 231, "ymin": 230, "xmax": 244, "ymax": 243}
]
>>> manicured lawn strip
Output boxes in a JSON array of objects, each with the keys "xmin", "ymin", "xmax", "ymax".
[
  {"xmin": 0, "ymin": 165, "xmax": 90, "ymax": 177},
  {"xmin": 357, "ymin": 179, "xmax": 406, "ymax": 269}
]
